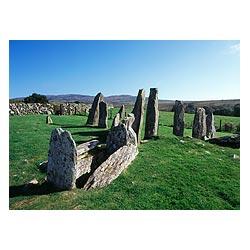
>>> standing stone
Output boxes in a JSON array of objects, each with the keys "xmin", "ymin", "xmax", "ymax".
[
  {"xmin": 192, "ymin": 108, "xmax": 207, "ymax": 139},
  {"xmin": 86, "ymin": 92, "xmax": 104, "ymax": 126},
  {"xmin": 132, "ymin": 89, "xmax": 145, "ymax": 144},
  {"xmin": 47, "ymin": 128, "xmax": 77, "ymax": 190},
  {"xmin": 106, "ymin": 113, "xmax": 137, "ymax": 154},
  {"xmin": 111, "ymin": 105, "xmax": 126, "ymax": 127},
  {"xmin": 98, "ymin": 101, "xmax": 108, "ymax": 128},
  {"xmin": 46, "ymin": 115, "xmax": 53, "ymax": 124},
  {"xmin": 144, "ymin": 88, "xmax": 159, "ymax": 139},
  {"xmin": 112, "ymin": 112, "xmax": 121, "ymax": 127},
  {"xmin": 173, "ymin": 100, "xmax": 185, "ymax": 136},
  {"xmin": 206, "ymin": 110, "xmax": 216, "ymax": 138},
  {"xmin": 118, "ymin": 105, "xmax": 125, "ymax": 121}
]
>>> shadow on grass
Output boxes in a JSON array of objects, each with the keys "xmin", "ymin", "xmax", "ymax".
[{"xmin": 9, "ymin": 181, "xmax": 61, "ymax": 198}]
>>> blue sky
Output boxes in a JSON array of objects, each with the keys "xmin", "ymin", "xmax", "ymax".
[{"xmin": 9, "ymin": 40, "xmax": 240, "ymax": 100}]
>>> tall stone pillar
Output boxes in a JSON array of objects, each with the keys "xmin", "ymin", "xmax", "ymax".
[
  {"xmin": 98, "ymin": 101, "xmax": 108, "ymax": 128},
  {"xmin": 132, "ymin": 89, "xmax": 145, "ymax": 144},
  {"xmin": 173, "ymin": 100, "xmax": 185, "ymax": 136},
  {"xmin": 206, "ymin": 110, "xmax": 216, "ymax": 138},
  {"xmin": 86, "ymin": 92, "xmax": 104, "ymax": 126},
  {"xmin": 192, "ymin": 107, "xmax": 206, "ymax": 139},
  {"xmin": 144, "ymin": 88, "xmax": 159, "ymax": 139}
]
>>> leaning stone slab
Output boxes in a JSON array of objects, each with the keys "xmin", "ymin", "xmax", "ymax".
[
  {"xmin": 83, "ymin": 145, "xmax": 138, "ymax": 190},
  {"xmin": 47, "ymin": 128, "xmax": 77, "ymax": 190},
  {"xmin": 173, "ymin": 100, "xmax": 185, "ymax": 136},
  {"xmin": 76, "ymin": 139, "xmax": 99, "ymax": 156},
  {"xmin": 144, "ymin": 88, "xmax": 159, "ymax": 139},
  {"xmin": 132, "ymin": 89, "xmax": 145, "ymax": 144},
  {"xmin": 192, "ymin": 107, "xmax": 206, "ymax": 139}
]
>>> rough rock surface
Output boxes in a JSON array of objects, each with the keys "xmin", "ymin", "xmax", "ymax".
[
  {"xmin": 86, "ymin": 92, "xmax": 104, "ymax": 125},
  {"xmin": 144, "ymin": 88, "xmax": 159, "ymax": 139},
  {"xmin": 112, "ymin": 112, "xmax": 121, "ymax": 127},
  {"xmin": 76, "ymin": 139, "xmax": 99, "ymax": 156},
  {"xmin": 173, "ymin": 100, "xmax": 185, "ymax": 136},
  {"xmin": 98, "ymin": 101, "xmax": 108, "ymax": 128},
  {"xmin": 106, "ymin": 113, "xmax": 137, "ymax": 154},
  {"xmin": 192, "ymin": 107, "xmax": 206, "ymax": 139},
  {"xmin": 83, "ymin": 145, "xmax": 138, "ymax": 190},
  {"xmin": 118, "ymin": 105, "xmax": 125, "ymax": 120},
  {"xmin": 111, "ymin": 105, "xmax": 126, "ymax": 127},
  {"xmin": 132, "ymin": 89, "xmax": 145, "ymax": 144},
  {"xmin": 47, "ymin": 128, "xmax": 77, "ymax": 190},
  {"xmin": 9, "ymin": 102, "xmax": 91, "ymax": 115},
  {"xmin": 206, "ymin": 110, "xmax": 216, "ymax": 138}
]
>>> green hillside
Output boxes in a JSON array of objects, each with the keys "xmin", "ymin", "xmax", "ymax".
[{"xmin": 9, "ymin": 111, "xmax": 240, "ymax": 209}]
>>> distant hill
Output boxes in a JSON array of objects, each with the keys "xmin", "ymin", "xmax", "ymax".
[{"xmin": 9, "ymin": 94, "xmax": 239, "ymax": 116}]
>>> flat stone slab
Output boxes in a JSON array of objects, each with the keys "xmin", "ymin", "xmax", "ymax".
[
  {"xmin": 76, "ymin": 139, "xmax": 99, "ymax": 156},
  {"xmin": 83, "ymin": 145, "xmax": 138, "ymax": 190}
]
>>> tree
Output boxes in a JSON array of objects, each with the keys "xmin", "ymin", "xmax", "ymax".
[
  {"xmin": 24, "ymin": 93, "xmax": 48, "ymax": 104},
  {"xmin": 234, "ymin": 103, "xmax": 240, "ymax": 117}
]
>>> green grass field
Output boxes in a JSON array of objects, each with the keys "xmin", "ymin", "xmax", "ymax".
[{"xmin": 9, "ymin": 111, "xmax": 240, "ymax": 209}]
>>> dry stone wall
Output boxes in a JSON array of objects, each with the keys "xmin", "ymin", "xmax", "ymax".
[{"xmin": 9, "ymin": 102, "xmax": 91, "ymax": 115}]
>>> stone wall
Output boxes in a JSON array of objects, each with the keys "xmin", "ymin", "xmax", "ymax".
[{"xmin": 9, "ymin": 102, "xmax": 92, "ymax": 115}]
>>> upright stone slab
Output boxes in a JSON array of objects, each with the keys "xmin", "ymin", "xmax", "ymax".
[
  {"xmin": 112, "ymin": 112, "xmax": 120, "ymax": 127},
  {"xmin": 106, "ymin": 113, "xmax": 137, "ymax": 154},
  {"xmin": 98, "ymin": 101, "xmax": 108, "ymax": 128},
  {"xmin": 173, "ymin": 100, "xmax": 185, "ymax": 136},
  {"xmin": 111, "ymin": 105, "xmax": 126, "ymax": 127},
  {"xmin": 144, "ymin": 88, "xmax": 159, "ymax": 139},
  {"xmin": 132, "ymin": 89, "xmax": 145, "ymax": 144},
  {"xmin": 206, "ymin": 110, "xmax": 216, "ymax": 138},
  {"xmin": 192, "ymin": 108, "xmax": 207, "ymax": 139},
  {"xmin": 47, "ymin": 128, "xmax": 77, "ymax": 190},
  {"xmin": 86, "ymin": 92, "xmax": 104, "ymax": 126},
  {"xmin": 118, "ymin": 105, "xmax": 125, "ymax": 121},
  {"xmin": 46, "ymin": 115, "xmax": 53, "ymax": 124}
]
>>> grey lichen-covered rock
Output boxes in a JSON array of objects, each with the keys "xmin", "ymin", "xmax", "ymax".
[
  {"xmin": 83, "ymin": 145, "xmax": 138, "ymax": 190},
  {"xmin": 118, "ymin": 105, "xmax": 125, "ymax": 120},
  {"xmin": 132, "ymin": 89, "xmax": 145, "ymax": 144},
  {"xmin": 206, "ymin": 110, "xmax": 216, "ymax": 138},
  {"xmin": 112, "ymin": 112, "xmax": 121, "ymax": 127},
  {"xmin": 111, "ymin": 105, "xmax": 126, "ymax": 127},
  {"xmin": 98, "ymin": 101, "xmax": 108, "ymax": 128},
  {"xmin": 47, "ymin": 128, "xmax": 77, "ymax": 190},
  {"xmin": 86, "ymin": 92, "xmax": 104, "ymax": 126},
  {"xmin": 192, "ymin": 107, "xmax": 207, "ymax": 139},
  {"xmin": 106, "ymin": 113, "xmax": 137, "ymax": 154},
  {"xmin": 76, "ymin": 139, "xmax": 99, "ymax": 156},
  {"xmin": 144, "ymin": 88, "xmax": 159, "ymax": 139},
  {"xmin": 173, "ymin": 100, "xmax": 185, "ymax": 136}
]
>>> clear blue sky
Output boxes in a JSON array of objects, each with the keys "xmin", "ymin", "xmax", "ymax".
[{"xmin": 9, "ymin": 40, "xmax": 240, "ymax": 100}]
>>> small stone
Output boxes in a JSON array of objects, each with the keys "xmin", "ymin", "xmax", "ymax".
[{"xmin": 29, "ymin": 178, "xmax": 38, "ymax": 185}]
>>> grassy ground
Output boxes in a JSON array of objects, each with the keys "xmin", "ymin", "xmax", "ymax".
[{"xmin": 9, "ymin": 111, "xmax": 240, "ymax": 209}]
